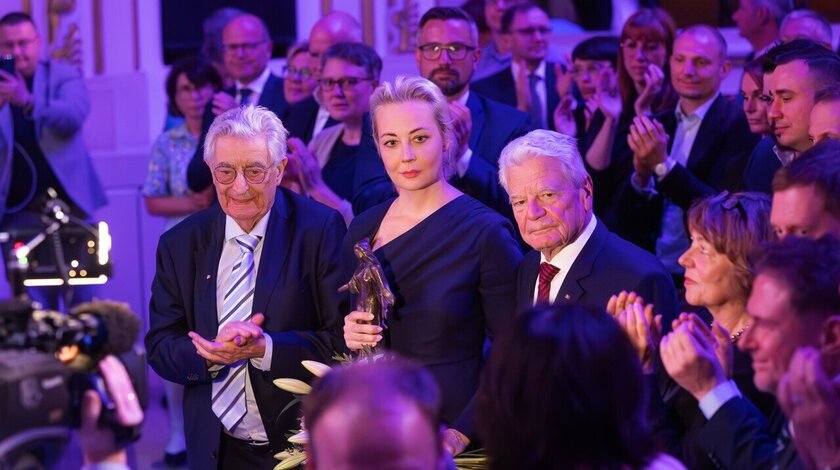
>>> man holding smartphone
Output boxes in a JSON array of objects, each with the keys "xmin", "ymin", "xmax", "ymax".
[{"xmin": 0, "ymin": 12, "xmax": 107, "ymax": 309}]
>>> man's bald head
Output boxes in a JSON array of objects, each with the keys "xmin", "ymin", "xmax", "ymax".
[{"xmin": 309, "ymin": 11, "xmax": 363, "ymax": 74}]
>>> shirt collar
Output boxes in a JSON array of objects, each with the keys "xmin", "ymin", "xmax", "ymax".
[
  {"xmin": 676, "ymin": 92, "xmax": 719, "ymax": 123},
  {"xmin": 454, "ymin": 89, "xmax": 470, "ymax": 106},
  {"xmin": 540, "ymin": 216, "xmax": 597, "ymax": 271},
  {"xmin": 511, "ymin": 59, "xmax": 546, "ymax": 81},
  {"xmin": 236, "ymin": 66, "xmax": 272, "ymax": 96},
  {"xmin": 225, "ymin": 210, "xmax": 270, "ymax": 241},
  {"xmin": 772, "ymin": 144, "xmax": 798, "ymax": 166}
]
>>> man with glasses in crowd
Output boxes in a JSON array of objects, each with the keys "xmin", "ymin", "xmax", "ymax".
[
  {"xmin": 472, "ymin": 3, "xmax": 560, "ymax": 131},
  {"xmin": 187, "ymin": 12, "xmax": 289, "ymax": 193},
  {"xmin": 473, "ymin": 0, "xmax": 529, "ymax": 81},
  {"xmin": 0, "ymin": 12, "xmax": 107, "ymax": 308},
  {"xmin": 146, "ymin": 105, "xmax": 347, "ymax": 470},
  {"xmin": 415, "ymin": 6, "xmax": 531, "ymax": 219}
]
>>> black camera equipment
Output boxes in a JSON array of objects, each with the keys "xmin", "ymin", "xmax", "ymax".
[{"xmin": 0, "ymin": 299, "xmax": 147, "ymax": 469}]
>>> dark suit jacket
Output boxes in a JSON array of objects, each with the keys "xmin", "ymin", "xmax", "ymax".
[
  {"xmin": 514, "ymin": 219, "xmax": 678, "ymax": 324},
  {"xmin": 145, "ymin": 188, "xmax": 346, "ymax": 470},
  {"xmin": 607, "ymin": 94, "xmax": 760, "ymax": 252},
  {"xmin": 740, "ymin": 136, "xmax": 782, "ymax": 194},
  {"xmin": 470, "ymin": 62, "xmax": 561, "ymax": 131},
  {"xmin": 282, "ymin": 95, "xmax": 320, "ymax": 142},
  {"xmin": 186, "ymin": 73, "xmax": 289, "ymax": 192},
  {"xmin": 695, "ymin": 396, "xmax": 805, "ymax": 469}
]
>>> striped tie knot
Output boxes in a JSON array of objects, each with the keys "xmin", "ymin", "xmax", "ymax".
[{"xmin": 236, "ymin": 234, "xmax": 259, "ymax": 254}]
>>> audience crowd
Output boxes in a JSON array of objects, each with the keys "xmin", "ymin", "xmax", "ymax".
[{"xmin": 2, "ymin": 2, "xmax": 840, "ymax": 469}]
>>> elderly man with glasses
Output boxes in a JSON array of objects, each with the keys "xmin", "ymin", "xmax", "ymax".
[{"xmin": 146, "ymin": 105, "xmax": 347, "ymax": 470}]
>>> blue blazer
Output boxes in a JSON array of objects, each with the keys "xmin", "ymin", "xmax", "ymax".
[
  {"xmin": 145, "ymin": 188, "xmax": 347, "ymax": 470},
  {"xmin": 515, "ymin": 219, "xmax": 678, "ymax": 324},
  {"xmin": 186, "ymin": 72, "xmax": 289, "ymax": 192},
  {"xmin": 470, "ymin": 62, "xmax": 561, "ymax": 131},
  {"xmin": 0, "ymin": 60, "xmax": 107, "ymax": 221}
]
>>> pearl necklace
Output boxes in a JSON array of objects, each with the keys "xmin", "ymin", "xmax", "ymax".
[{"xmin": 729, "ymin": 323, "xmax": 750, "ymax": 342}]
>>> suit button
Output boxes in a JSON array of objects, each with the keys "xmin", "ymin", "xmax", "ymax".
[
  {"xmin": 210, "ymin": 370, "xmax": 219, "ymax": 379},
  {"xmin": 187, "ymin": 372, "xmax": 199, "ymax": 381}
]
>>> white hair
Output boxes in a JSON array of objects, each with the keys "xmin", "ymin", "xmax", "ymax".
[
  {"xmin": 498, "ymin": 130, "xmax": 587, "ymax": 192},
  {"xmin": 204, "ymin": 105, "xmax": 288, "ymax": 165},
  {"xmin": 781, "ymin": 9, "xmax": 833, "ymax": 47}
]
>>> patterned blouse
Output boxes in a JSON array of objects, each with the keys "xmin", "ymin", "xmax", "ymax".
[{"xmin": 143, "ymin": 123, "xmax": 198, "ymax": 230}]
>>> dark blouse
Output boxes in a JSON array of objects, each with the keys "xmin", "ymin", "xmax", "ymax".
[{"xmin": 342, "ymin": 194, "xmax": 523, "ymax": 432}]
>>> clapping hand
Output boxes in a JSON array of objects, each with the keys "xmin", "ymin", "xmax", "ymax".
[
  {"xmin": 0, "ymin": 68, "xmax": 31, "ymax": 108},
  {"xmin": 552, "ymin": 95, "xmax": 577, "ymax": 137},
  {"xmin": 778, "ymin": 347, "xmax": 840, "ymax": 470},
  {"xmin": 634, "ymin": 64, "xmax": 665, "ymax": 117},
  {"xmin": 592, "ymin": 66, "xmax": 621, "ymax": 122},
  {"xmin": 628, "ymin": 115, "xmax": 668, "ymax": 184},
  {"xmin": 188, "ymin": 313, "xmax": 267, "ymax": 365},
  {"xmin": 607, "ymin": 291, "xmax": 661, "ymax": 373},
  {"xmin": 447, "ymin": 101, "xmax": 473, "ymax": 174},
  {"xmin": 211, "ymin": 91, "xmax": 238, "ymax": 116},
  {"xmin": 660, "ymin": 313, "xmax": 728, "ymax": 401}
]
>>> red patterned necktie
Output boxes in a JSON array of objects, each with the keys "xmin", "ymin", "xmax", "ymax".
[{"xmin": 537, "ymin": 262, "xmax": 560, "ymax": 304}]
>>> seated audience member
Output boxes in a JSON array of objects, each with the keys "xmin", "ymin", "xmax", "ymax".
[
  {"xmin": 282, "ymin": 42, "xmax": 317, "ymax": 106},
  {"xmin": 770, "ymin": 139, "xmax": 840, "ymax": 239},
  {"xmin": 283, "ymin": 11, "xmax": 363, "ymax": 143},
  {"xmin": 497, "ymin": 129, "xmax": 678, "ymax": 323},
  {"xmin": 471, "ymin": 3, "xmax": 560, "ymax": 130},
  {"xmin": 415, "ymin": 6, "xmax": 531, "ymax": 220},
  {"xmin": 731, "ymin": 0, "xmax": 792, "ymax": 60},
  {"xmin": 809, "ymin": 86, "xmax": 840, "ymax": 144},
  {"xmin": 657, "ymin": 234, "xmax": 840, "ymax": 469},
  {"xmin": 594, "ymin": 8, "xmax": 678, "ymax": 223},
  {"xmin": 740, "ymin": 57, "xmax": 781, "ymax": 194},
  {"xmin": 656, "ymin": 192, "xmax": 777, "ymax": 467},
  {"xmin": 476, "ymin": 303, "xmax": 686, "ymax": 470},
  {"xmin": 614, "ymin": 26, "xmax": 758, "ymax": 266},
  {"xmin": 473, "ymin": 0, "xmax": 529, "ymax": 81},
  {"xmin": 199, "ymin": 7, "xmax": 243, "ymax": 88},
  {"xmin": 304, "ymin": 359, "xmax": 449, "ymax": 470},
  {"xmin": 142, "ymin": 56, "xmax": 221, "ymax": 467},
  {"xmin": 341, "ymin": 75, "xmax": 522, "ymax": 456},
  {"xmin": 779, "ymin": 9, "xmax": 833, "ymax": 49},
  {"xmin": 778, "ymin": 347, "xmax": 840, "ymax": 470},
  {"xmin": 285, "ymin": 42, "xmax": 393, "ymax": 224},
  {"xmin": 762, "ymin": 39, "xmax": 840, "ymax": 161},
  {"xmin": 186, "ymin": 12, "xmax": 289, "ymax": 192}
]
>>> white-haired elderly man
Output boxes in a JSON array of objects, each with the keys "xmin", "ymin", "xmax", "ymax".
[
  {"xmin": 146, "ymin": 105, "xmax": 347, "ymax": 470},
  {"xmin": 499, "ymin": 129, "xmax": 678, "ymax": 323}
]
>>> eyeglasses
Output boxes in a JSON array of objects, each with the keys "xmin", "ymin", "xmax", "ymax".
[
  {"xmin": 283, "ymin": 65, "xmax": 313, "ymax": 80},
  {"xmin": 511, "ymin": 27, "xmax": 551, "ymax": 37},
  {"xmin": 720, "ymin": 191, "xmax": 748, "ymax": 222},
  {"xmin": 212, "ymin": 164, "xmax": 271, "ymax": 184},
  {"xmin": 318, "ymin": 77, "xmax": 374, "ymax": 92},
  {"xmin": 417, "ymin": 43, "xmax": 476, "ymax": 61},
  {"xmin": 221, "ymin": 41, "xmax": 266, "ymax": 54},
  {"xmin": 620, "ymin": 40, "xmax": 664, "ymax": 55}
]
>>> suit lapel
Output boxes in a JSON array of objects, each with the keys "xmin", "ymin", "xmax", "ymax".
[
  {"xmin": 252, "ymin": 188, "xmax": 290, "ymax": 315},
  {"xmin": 194, "ymin": 208, "xmax": 226, "ymax": 338},
  {"xmin": 686, "ymin": 95, "xmax": 724, "ymax": 173},
  {"xmin": 466, "ymin": 92, "xmax": 485, "ymax": 151},
  {"xmin": 520, "ymin": 251, "xmax": 540, "ymax": 307},
  {"xmin": 545, "ymin": 62, "xmax": 560, "ymax": 130},
  {"xmin": 556, "ymin": 221, "xmax": 608, "ymax": 304},
  {"xmin": 258, "ymin": 74, "xmax": 289, "ymax": 117}
]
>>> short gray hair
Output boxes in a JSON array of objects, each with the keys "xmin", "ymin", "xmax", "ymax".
[
  {"xmin": 781, "ymin": 9, "xmax": 833, "ymax": 47},
  {"xmin": 498, "ymin": 130, "xmax": 587, "ymax": 192},
  {"xmin": 369, "ymin": 75, "xmax": 451, "ymax": 147},
  {"xmin": 204, "ymin": 105, "xmax": 288, "ymax": 165},
  {"xmin": 753, "ymin": 0, "xmax": 793, "ymax": 25}
]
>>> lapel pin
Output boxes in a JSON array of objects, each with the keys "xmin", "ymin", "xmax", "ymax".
[
  {"xmin": 564, "ymin": 294, "xmax": 571, "ymax": 300},
  {"xmin": 206, "ymin": 274, "xmax": 211, "ymax": 280}
]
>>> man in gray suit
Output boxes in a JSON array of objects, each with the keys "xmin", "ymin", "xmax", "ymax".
[{"xmin": 0, "ymin": 12, "xmax": 107, "ymax": 307}]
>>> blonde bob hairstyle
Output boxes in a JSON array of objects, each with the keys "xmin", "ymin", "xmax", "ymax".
[{"xmin": 369, "ymin": 75, "xmax": 452, "ymax": 150}]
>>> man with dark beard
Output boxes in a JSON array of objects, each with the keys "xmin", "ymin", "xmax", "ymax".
[{"xmin": 415, "ymin": 7, "xmax": 532, "ymax": 219}]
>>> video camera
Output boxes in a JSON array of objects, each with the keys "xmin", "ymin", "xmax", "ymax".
[{"xmin": 0, "ymin": 298, "xmax": 147, "ymax": 470}]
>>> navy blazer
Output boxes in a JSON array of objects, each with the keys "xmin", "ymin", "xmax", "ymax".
[
  {"xmin": 282, "ymin": 95, "xmax": 320, "ymax": 142},
  {"xmin": 145, "ymin": 188, "xmax": 347, "ymax": 470},
  {"xmin": 471, "ymin": 62, "xmax": 561, "ymax": 131},
  {"xmin": 515, "ymin": 219, "xmax": 678, "ymax": 324},
  {"xmin": 606, "ymin": 94, "xmax": 760, "ymax": 252},
  {"xmin": 740, "ymin": 137, "xmax": 781, "ymax": 195},
  {"xmin": 186, "ymin": 73, "xmax": 290, "ymax": 192}
]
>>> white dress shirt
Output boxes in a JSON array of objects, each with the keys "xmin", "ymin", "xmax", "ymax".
[
  {"xmin": 533, "ymin": 216, "xmax": 598, "ymax": 304},
  {"xmin": 235, "ymin": 66, "xmax": 272, "ymax": 105},
  {"xmin": 511, "ymin": 59, "xmax": 547, "ymax": 126}
]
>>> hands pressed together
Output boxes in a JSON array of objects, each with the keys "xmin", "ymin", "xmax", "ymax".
[
  {"xmin": 0, "ymin": 69, "xmax": 32, "ymax": 109},
  {"xmin": 188, "ymin": 313, "xmax": 267, "ymax": 366}
]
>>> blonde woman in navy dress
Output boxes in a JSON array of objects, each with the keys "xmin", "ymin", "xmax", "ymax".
[{"xmin": 342, "ymin": 75, "xmax": 523, "ymax": 456}]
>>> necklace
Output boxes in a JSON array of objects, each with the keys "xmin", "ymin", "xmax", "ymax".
[{"xmin": 729, "ymin": 323, "xmax": 750, "ymax": 343}]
